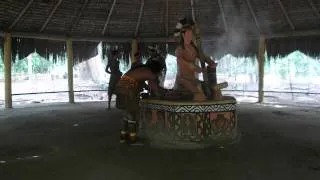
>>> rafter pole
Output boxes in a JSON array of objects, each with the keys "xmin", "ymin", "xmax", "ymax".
[
  {"xmin": 276, "ymin": 0, "xmax": 295, "ymax": 30},
  {"xmin": 165, "ymin": 0, "xmax": 169, "ymax": 36},
  {"xmin": 4, "ymin": 32, "xmax": 12, "ymax": 108},
  {"xmin": 245, "ymin": 0, "xmax": 261, "ymax": 32},
  {"xmin": 69, "ymin": 0, "xmax": 89, "ymax": 33},
  {"xmin": 102, "ymin": 0, "xmax": 117, "ymax": 35},
  {"xmin": 134, "ymin": 0, "xmax": 145, "ymax": 37},
  {"xmin": 190, "ymin": 0, "xmax": 196, "ymax": 21},
  {"xmin": 8, "ymin": 0, "xmax": 34, "ymax": 30},
  {"xmin": 40, "ymin": 0, "xmax": 63, "ymax": 32},
  {"xmin": 307, "ymin": 0, "xmax": 320, "ymax": 19},
  {"xmin": 217, "ymin": 0, "xmax": 228, "ymax": 32}
]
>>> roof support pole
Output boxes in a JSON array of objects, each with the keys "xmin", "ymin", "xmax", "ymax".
[
  {"xmin": 8, "ymin": 0, "xmax": 34, "ymax": 30},
  {"xmin": 276, "ymin": 0, "xmax": 295, "ymax": 30},
  {"xmin": 40, "ymin": 0, "xmax": 63, "ymax": 32},
  {"xmin": 258, "ymin": 36, "xmax": 266, "ymax": 103},
  {"xmin": 134, "ymin": 0, "xmax": 145, "ymax": 37},
  {"xmin": 66, "ymin": 37, "xmax": 74, "ymax": 103},
  {"xmin": 4, "ymin": 32, "xmax": 12, "ymax": 108},
  {"xmin": 102, "ymin": 0, "xmax": 117, "ymax": 35},
  {"xmin": 217, "ymin": 0, "xmax": 228, "ymax": 32}
]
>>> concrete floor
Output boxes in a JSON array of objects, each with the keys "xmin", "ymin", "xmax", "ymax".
[{"xmin": 0, "ymin": 102, "xmax": 319, "ymax": 180}]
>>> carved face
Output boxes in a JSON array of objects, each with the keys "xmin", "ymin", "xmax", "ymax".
[{"xmin": 183, "ymin": 29, "xmax": 193, "ymax": 45}]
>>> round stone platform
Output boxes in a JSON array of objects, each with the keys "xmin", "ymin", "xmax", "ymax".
[{"xmin": 140, "ymin": 96, "xmax": 238, "ymax": 149}]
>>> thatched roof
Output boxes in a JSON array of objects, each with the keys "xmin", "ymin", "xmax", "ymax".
[{"xmin": 0, "ymin": 0, "xmax": 320, "ymax": 60}]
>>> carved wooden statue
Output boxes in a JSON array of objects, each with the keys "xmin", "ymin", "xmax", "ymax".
[{"xmin": 173, "ymin": 18, "xmax": 216, "ymax": 101}]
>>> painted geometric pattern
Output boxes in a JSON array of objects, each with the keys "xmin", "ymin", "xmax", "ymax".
[
  {"xmin": 169, "ymin": 111, "xmax": 237, "ymax": 141},
  {"xmin": 144, "ymin": 110, "xmax": 237, "ymax": 142},
  {"xmin": 140, "ymin": 102, "xmax": 236, "ymax": 113}
]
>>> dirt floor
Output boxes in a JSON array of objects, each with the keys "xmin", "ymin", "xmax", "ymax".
[{"xmin": 0, "ymin": 102, "xmax": 319, "ymax": 180}]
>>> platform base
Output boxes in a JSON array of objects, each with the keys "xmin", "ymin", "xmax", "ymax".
[{"xmin": 140, "ymin": 96, "xmax": 239, "ymax": 149}]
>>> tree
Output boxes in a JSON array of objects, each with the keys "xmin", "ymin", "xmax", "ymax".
[
  {"xmin": 12, "ymin": 55, "xmax": 28, "ymax": 73},
  {"xmin": 31, "ymin": 52, "xmax": 52, "ymax": 73},
  {"xmin": 0, "ymin": 49, "xmax": 3, "ymax": 72}
]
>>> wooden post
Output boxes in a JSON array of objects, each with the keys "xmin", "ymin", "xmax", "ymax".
[
  {"xmin": 4, "ymin": 32, "xmax": 12, "ymax": 108},
  {"xmin": 66, "ymin": 37, "xmax": 74, "ymax": 103},
  {"xmin": 258, "ymin": 36, "xmax": 266, "ymax": 103},
  {"xmin": 131, "ymin": 39, "xmax": 138, "ymax": 65}
]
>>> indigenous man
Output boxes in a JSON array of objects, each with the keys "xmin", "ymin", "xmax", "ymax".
[
  {"xmin": 145, "ymin": 46, "xmax": 167, "ymax": 87},
  {"xmin": 105, "ymin": 49, "xmax": 122, "ymax": 110},
  {"xmin": 115, "ymin": 61, "xmax": 165, "ymax": 144}
]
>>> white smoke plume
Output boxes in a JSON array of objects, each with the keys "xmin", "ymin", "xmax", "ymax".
[{"xmin": 210, "ymin": 0, "xmax": 271, "ymax": 58}]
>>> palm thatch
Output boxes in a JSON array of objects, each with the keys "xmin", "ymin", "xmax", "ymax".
[
  {"xmin": 0, "ymin": 0, "xmax": 319, "ymax": 61},
  {"xmin": 266, "ymin": 35, "xmax": 320, "ymax": 57}
]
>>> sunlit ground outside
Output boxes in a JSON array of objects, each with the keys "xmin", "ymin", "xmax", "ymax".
[{"xmin": 0, "ymin": 50, "xmax": 320, "ymax": 108}]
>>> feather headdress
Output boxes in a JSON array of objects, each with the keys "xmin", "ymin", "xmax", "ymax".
[{"xmin": 173, "ymin": 17, "xmax": 195, "ymax": 37}]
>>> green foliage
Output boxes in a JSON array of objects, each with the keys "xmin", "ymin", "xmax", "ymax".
[
  {"xmin": 212, "ymin": 51, "xmax": 320, "ymax": 80},
  {"xmin": 216, "ymin": 54, "xmax": 258, "ymax": 76},
  {"xmin": 0, "ymin": 48, "xmax": 320, "ymax": 80},
  {"xmin": 0, "ymin": 49, "xmax": 3, "ymax": 73},
  {"xmin": 31, "ymin": 53, "xmax": 52, "ymax": 73},
  {"xmin": 268, "ymin": 51, "xmax": 320, "ymax": 79},
  {"xmin": 12, "ymin": 56, "xmax": 28, "ymax": 73},
  {"xmin": 11, "ymin": 52, "xmax": 55, "ymax": 73}
]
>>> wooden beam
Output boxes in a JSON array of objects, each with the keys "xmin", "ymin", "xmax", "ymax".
[
  {"xmin": 8, "ymin": 0, "xmax": 34, "ymax": 30},
  {"xmin": 1, "ymin": 29, "xmax": 320, "ymax": 43},
  {"xmin": 102, "ymin": 0, "xmax": 117, "ymax": 35},
  {"xmin": 217, "ymin": 0, "xmax": 228, "ymax": 32},
  {"xmin": 190, "ymin": 0, "xmax": 196, "ymax": 21},
  {"xmin": 4, "ymin": 32, "xmax": 12, "ymax": 108},
  {"xmin": 165, "ymin": 0, "xmax": 169, "ymax": 36},
  {"xmin": 307, "ymin": 0, "xmax": 320, "ymax": 19},
  {"xmin": 69, "ymin": 0, "xmax": 89, "ymax": 33},
  {"xmin": 245, "ymin": 0, "xmax": 261, "ymax": 32},
  {"xmin": 134, "ymin": 0, "xmax": 145, "ymax": 37},
  {"xmin": 257, "ymin": 36, "xmax": 266, "ymax": 103},
  {"xmin": 276, "ymin": 0, "xmax": 295, "ymax": 30},
  {"xmin": 66, "ymin": 37, "xmax": 74, "ymax": 103},
  {"xmin": 40, "ymin": 0, "xmax": 63, "ymax": 32}
]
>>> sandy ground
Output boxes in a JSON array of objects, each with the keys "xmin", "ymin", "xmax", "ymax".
[{"xmin": 0, "ymin": 102, "xmax": 319, "ymax": 180}]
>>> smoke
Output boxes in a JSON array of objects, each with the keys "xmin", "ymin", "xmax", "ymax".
[{"xmin": 211, "ymin": 0, "xmax": 271, "ymax": 58}]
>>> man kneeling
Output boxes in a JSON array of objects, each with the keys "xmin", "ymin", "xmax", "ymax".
[{"xmin": 115, "ymin": 61, "xmax": 164, "ymax": 144}]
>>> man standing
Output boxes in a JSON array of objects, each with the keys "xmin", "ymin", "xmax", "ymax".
[{"xmin": 105, "ymin": 49, "xmax": 122, "ymax": 110}]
